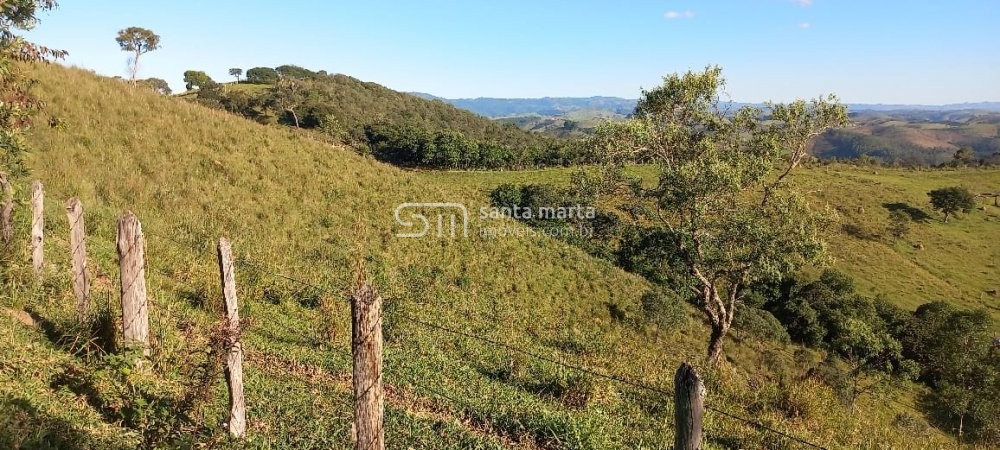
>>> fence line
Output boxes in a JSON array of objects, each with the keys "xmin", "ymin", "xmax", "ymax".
[
  {"xmin": 13, "ymin": 185, "xmax": 831, "ymax": 450},
  {"xmin": 147, "ymin": 225, "xmax": 831, "ymax": 449}
]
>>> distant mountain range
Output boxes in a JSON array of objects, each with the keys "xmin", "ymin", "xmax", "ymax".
[
  {"xmin": 409, "ymin": 93, "xmax": 635, "ymax": 118},
  {"xmin": 409, "ymin": 93, "xmax": 1000, "ymax": 119}
]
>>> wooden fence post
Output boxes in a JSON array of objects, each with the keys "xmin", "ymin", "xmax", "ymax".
[
  {"xmin": 0, "ymin": 173, "xmax": 11, "ymax": 243},
  {"xmin": 30, "ymin": 181, "xmax": 43, "ymax": 275},
  {"xmin": 217, "ymin": 237, "xmax": 246, "ymax": 438},
  {"xmin": 351, "ymin": 280, "xmax": 384, "ymax": 450},
  {"xmin": 116, "ymin": 212, "xmax": 149, "ymax": 354},
  {"xmin": 66, "ymin": 198, "xmax": 89, "ymax": 316},
  {"xmin": 674, "ymin": 362, "xmax": 705, "ymax": 450}
]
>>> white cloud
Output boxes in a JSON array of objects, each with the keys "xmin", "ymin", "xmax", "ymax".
[
  {"xmin": 664, "ymin": 10, "xmax": 695, "ymax": 19},
  {"xmin": 798, "ymin": 21, "xmax": 812, "ymax": 28}
]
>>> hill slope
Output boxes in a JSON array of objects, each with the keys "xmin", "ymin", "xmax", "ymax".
[
  {"xmin": 428, "ymin": 164, "xmax": 1000, "ymax": 321},
  {"xmin": 0, "ymin": 62, "xmax": 963, "ymax": 449},
  {"xmin": 190, "ymin": 71, "xmax": 587, "ymax": 169}
]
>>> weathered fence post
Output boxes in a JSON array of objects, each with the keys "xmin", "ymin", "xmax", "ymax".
[
  {"xmin": 674, "ymin": 362, "xmax": 705, "ymax": 450},
  {"xmin": 0, "ymin": 173, "xmax": 11, "ymax": 243},
  {"xmin": 351, "ymin": 280, "xmax": 384, "ymax": 450},
  {"xmin": 217, "ymin": 237, "xmax": 246, "ymax": 439},
  {"xmin": 30, "ymin": 181, "xmax": 43, "ymax": 275},
  {"xmin": 66, "ymin": 198, "xmax": 90, "ymax": 316},
  {"xmin": 116, "ymin": 212, "xmax": 149, "ymax": 354}
]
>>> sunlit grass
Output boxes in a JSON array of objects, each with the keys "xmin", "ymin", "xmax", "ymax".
[{"xmin": 0, "ymin": 62, "xmax": 977, "ymax": 448}]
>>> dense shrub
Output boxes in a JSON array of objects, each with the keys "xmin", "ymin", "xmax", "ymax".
[
  {"xmin": 245, "ymin": 66, "xmax": 279, "ymax": 84},
  {"xmin": 902, "ymin": 302, "xmax": 1000, "ymax": 442},
  {"xmin": 733, "ymin": 307, "xmax": 791, "ymax": 343},
  {"xmin": 639, "ymin": 287, "xmax": 688, "ymax": 329}
]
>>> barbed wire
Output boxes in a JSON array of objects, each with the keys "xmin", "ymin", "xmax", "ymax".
[
  {"xmin": 398, "ymin": 311, "xmax": 675, "ymax": 397},
  {"xmin": 24, "ymin": 199, "xmax": 830, "ymax": 449},
  {"xmin": 397, "ymin": 311, "xmax": 829, "ymax": 449}
]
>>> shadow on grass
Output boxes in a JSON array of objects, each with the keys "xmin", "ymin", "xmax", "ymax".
[
  {"xmin": 883, "ymin": 202, "xmax": 932, "ymax": 222},
  {"xmin": 24, "ymin": 307, "xmax": 116, "ymax": 359},
  {"xmin": 0, "ymin": 396, "xmax": 127, "ymax": 450},
  {"xmin": 48, "ymin": 361, "xmax": 213, "ymax": 449}
]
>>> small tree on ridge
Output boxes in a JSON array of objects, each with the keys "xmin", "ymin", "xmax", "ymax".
[{"xmin": 116, "ymin": 26, "xmax": 160, "ymax": 84}]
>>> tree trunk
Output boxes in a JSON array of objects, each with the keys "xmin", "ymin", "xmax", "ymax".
[
  {"xmin": 130, "ymin": 51, "xmax": 140, "ymax": 85},
  {"xmin": 958, "ymin": 413, "xmax": 964, "ymax": 444},
  {"xmin": 707, "ymin": 321, "xmax": 728, "ymax": 364},
  {"xmin": 943, "ymin": 212, "xmax": 950, "ymax": 223}
]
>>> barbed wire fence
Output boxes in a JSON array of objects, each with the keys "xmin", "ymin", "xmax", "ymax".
[{"xmin": 14, "ymin": 180, "xmax": 833, "ymax": 450}]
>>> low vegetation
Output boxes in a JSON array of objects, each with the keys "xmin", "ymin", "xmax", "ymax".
[
  {"xmin": 2, "ymin": 4, "xmax": 999, "ymax": 447},
  {"xmin": 179, "ymin": 64, "xmax": 592, "ymax": 169}
]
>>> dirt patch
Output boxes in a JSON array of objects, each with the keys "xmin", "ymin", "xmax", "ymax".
[{"xmin": 4, "ymin": 308, "xmax": 36, "ymax": 327}]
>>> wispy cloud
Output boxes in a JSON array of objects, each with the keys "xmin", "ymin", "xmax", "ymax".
[
  {"xmin": 664, "ymin": 10, "xmax": 695, "ymax": 19},
  {"xmin": 792, "ymin": 0, "xmax": 813, "ymax": 6},
  {"xmin": 798, "ymin": 21, "xmax": 811, "ymax": 28}
]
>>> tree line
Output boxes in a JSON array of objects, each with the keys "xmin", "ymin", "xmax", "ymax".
[{"xmin": 176, "ymin": 64, "xmax": 593, "ymax": 169}]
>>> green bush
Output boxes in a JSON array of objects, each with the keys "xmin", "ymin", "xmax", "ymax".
[
  {"xmin": 733, "ymin": 306, "xmax": 791, "ymax": 343},
  {"xmin": 640, "ymin": 287, "xmax": 688, "ymax": 329},
  {"xmin": 245, "ymin": 66, "xmax": 279, "ymax": 84}
]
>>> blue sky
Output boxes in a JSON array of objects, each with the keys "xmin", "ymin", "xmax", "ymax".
[{"xmin": 24, "ymin": 0, "xmax": 1000, "ymax": 103}]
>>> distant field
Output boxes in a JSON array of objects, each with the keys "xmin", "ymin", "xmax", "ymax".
[{"xmin": 811, "ymin": 111, "xmax": 1000, "ymax": 165}]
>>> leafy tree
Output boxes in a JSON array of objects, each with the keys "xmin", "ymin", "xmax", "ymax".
[
  {"xmin": 269, "ymin": 78, "xmax": 307, "ymax": 127},
  {"xmin": 589, "ymin": 66, "xmax": 848, "ymax": 363},
  {"xmin": 245, "ymin": 66, "xmax": 279, "ymax": 84},
  {"xmin": 219, "ymin": 89, "xmax": 268, "ymax": 122},
  {"xmin": 927, "ymin": 186, "xmax": 976, "ymax": 222},
  {"xmin": 275, "ymin": 64, "xmax": 316, "ymax": 80},
  {"xmin": 182, "ymin": 70, "xmax": 213, "ymax": 90},
  {"xmin": 138, "ymin": 77, "xmax": 171, "ymax": 95},
  {"xmin": 115, "ymin": 26, "xmax": 160, "ymax": 84},
  {"xmin": 194, "ymin": 81, "xmax": 223, "ymax": 108},
  {"xmin": 887, "ymin": 209, "xmax": 910, "ymax": 239},
  {"xmin": 952, "ymin": 146, "xmax": 975, "ymax": 167},
  {"xmin": 762, "ymin": 271, "xmax": 914, "ymax": 403},
  {"xmin": 229, "ymin": 67, "xmax": 242, "ymax": 83},
  {"xmin": 903, "ymin": 302, "xmax": 1000, "ymax": 442},
  {"xmin": 1, "ymin": 0, "xmax": 66, "ymax": 177}
]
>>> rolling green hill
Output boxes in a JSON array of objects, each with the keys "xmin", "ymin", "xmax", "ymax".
[
  {"xmin": 0, "ymin": 62, "xmax": 983, "ymax": 449},
  {"xmin": 428, "ymin": 164, "xmax": 1000, "ymax": 321},
  {"xmin": 178, "ymin": 68, "xmax": 588, "ymax": 169}
]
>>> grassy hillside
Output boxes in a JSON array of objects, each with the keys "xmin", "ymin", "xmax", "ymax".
[
  {"xmin": 0, "ymin": 62, "xmax": 974, "ymax": 449},
  {"xmin": 429, "ymin": 164, "xmax": 1000, "ymax": 321},
  {"xmin": 179, "ymin": 70, "xmax": 586, "ymax": 169}
]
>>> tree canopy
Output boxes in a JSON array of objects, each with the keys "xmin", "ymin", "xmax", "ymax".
[
  {"xmin": 903, "ymin": 302, "xmax": 1000, "ymax": 441},
  {"xmin": 1, "ymin": 0, "xmax": 66, "ymax": 177},
  {"xmin": 115, "ymin": 26, "xmax": 160, "ymax": 83},
  {"xmin": 590, "ymin": 66, "xmax": 848, "ymax": 363},
  {"xmin": 182, "ymin": 70, "xmax": 214, "ymax": 90},
  {"xmin": 245, "ymin": 66, "xmax": 279, "ymax": 84},
  {"xmin": 138, "ymin": 77, "xmax": 171, "ymax": 95},
  {"xmin": 927, "ymin": 186, "xmax": 976, "ymax": 222}
]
